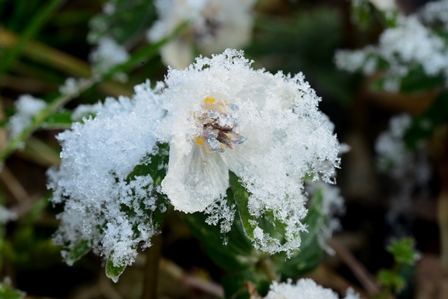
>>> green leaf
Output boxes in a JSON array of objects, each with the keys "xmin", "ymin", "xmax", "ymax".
[
  {"xmin": 185, "ymin": 205, "xmax": 258, "ymax": 271},
  {"xmin": 399, "ymin": 67, "xmax": 444, "ymax": 93},
  {"xmin": 40, "ymin": 110, "xmax": 73, "ymax": 130},
  {"xmin": 387, "ymin": 238, "xmax": 417, "ymax": 266},
  {"xmin": 106, "ymin": 256, "xmax": 126, "ymax": 283},
  {"xmin": 404, "ymin": 89, "xmax": 448, "ymax": 148},
  {"xmin": 378, "ymin": 269, "xmax": 405, "ymax": 291},
  {"xmin": 221, "ymin": 269, "xmax": 270, "ymax": 299},
  {"xmin": 229, "ymin": 172, "xmax": 257, "ymax": 240},
  {"xmin": 0, "ymin": 278, "xmax": 25, "ymax": 299},
  {"xmin": 66, "ymin": 240, "xmax": 91, "ymax": 266}
]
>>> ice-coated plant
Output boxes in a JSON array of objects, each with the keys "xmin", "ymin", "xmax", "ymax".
[
  {"xmin": 264, "ymin": 278, "xmax": 360, "ymax": 299},
  {"xmin": 336, "ymin": 0, "xmax": 448, "ymax": 92},
  {"xmin": 7, "ymin": 95, "xmax": 46, "ymax": 146},
  {"xmin": 48, "ymin": 49, "xmax": 341, "ymax": 281},
  {"xmin": 147, "ymin": 0, "xmax": 256, "ymax": 68}
]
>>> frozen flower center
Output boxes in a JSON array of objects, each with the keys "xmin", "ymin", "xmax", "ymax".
[{"xmin": 194, "ymin": 97, "xmax": 246, "ymax": 153}]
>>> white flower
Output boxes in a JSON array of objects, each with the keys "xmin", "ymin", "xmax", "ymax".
[
  {"xmin": 148, "ymin": 0, "xmax": 256, "ymax": 68},
  {"xmin": 8, "ymin": 95, "xmax": 46, "ymax": 144},
  {"xmin": 159, "ymin": 49, "xmax": 341, "ymax": 254},
  {"xmin": 265, "ymin": 279, "xmax": 360, "ymax": 299}
]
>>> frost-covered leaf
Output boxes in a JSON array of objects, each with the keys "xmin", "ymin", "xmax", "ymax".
[
  {"xmin": 185, "ymin": 199, "xmax": 257, "ymax": 271},
  {"xmin": 274, "ymin": 189, "xmax": 325, "ymax": 277},
  {"xmin": 66, "ymin": 240, "xmax": 91, "ymax": 265},
  {"xmin": 106, "ymin": 255, "xmax": 126, "ymax": 283}
]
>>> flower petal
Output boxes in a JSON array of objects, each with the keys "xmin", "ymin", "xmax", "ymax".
[{"xmin": 162, "ymin": 137, "xmax": 229, "ymax": 213}]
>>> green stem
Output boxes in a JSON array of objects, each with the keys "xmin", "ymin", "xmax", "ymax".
[{"xmin": 141, "ymin": 234, "xmax": 162, "ymax": 299}]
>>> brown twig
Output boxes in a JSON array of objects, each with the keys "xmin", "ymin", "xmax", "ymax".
[{"xmin": 328, "ymin": 237, "xmax": 380, "ymax": 295}]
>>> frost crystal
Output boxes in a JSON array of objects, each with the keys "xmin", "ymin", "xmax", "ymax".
[
  {"xmin": 48, "ymin": 81, "xmax": 165, "ymax": 271},
  {"xmin": 148, "ymin": 0, "xmax": 256, "ymax": 68},
  {"xmin": 264, "ymin": 279, "xmax": 360, "ymax": 299},
  {"xmin": 160, "ymin": 49, "xmax": 341, "ymax": 254},
  {"xmin": 335, "ymin": 9, "xmax": 448, "ymax": 91},
  {"xmin": 71, "ymin": 102, "xmax": 103, "ymax": 121},
  {"xmin": 89, "ymin": 36, "xmax": 129, "ymax": 81},
  {"xmin": 8, "ymin": 95, "xmax": 46, "ymax": 144}
]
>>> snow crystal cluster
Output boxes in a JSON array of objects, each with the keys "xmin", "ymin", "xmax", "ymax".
[
  {"xmin": 307, "ymin": 182, "xmax": 345, "ymax": 253},
  {"xmin": 48, "ymin": 81, "xmax": 166, "ymax": 275},
  {"xmin": 8, "ymin": 95, "xmax": 46, "ymax": 144},
  {"xmin": 419, "ymin": 0, "xmax": 448, "ymax": 31},
  {"xmin": 336, "ymin": 1, "xmax": 448, "ymax": 92},
  {"xmin": 148, "ymin": 0, "xmax": 256, "ymax": 68},
  {"xmin": 89, "ymin": 37, "xmax": 129, "ymax": 81},
  {"xmin": 264, "ymin": 279, "xmax": 360, "ymax": 299},
  {"xmin": 375, "ymin": 114, "xmax": 430, "ymax": 234},
  {"xmin": 49, "ymin": 49, "xmax": 341, "ymax": 273}
]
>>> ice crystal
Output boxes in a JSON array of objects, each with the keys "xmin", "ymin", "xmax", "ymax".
[
  {"xmin": 71, "ymin": 102, "xmax": 103, "ymax": 121},
  {"xmin": 160, "ymin": 49, "xmax": 341, "ymax": 254},
  {"xmin": 8, "ymin": 95, "xmax": 46, "ymax": 145},
  {"xmin": 265, "ymin": 279, "xmax": 360, "ymax": 299},
  {"xmin": 148, "ymin": 0, "xmax": 256, "ymax": 68}
]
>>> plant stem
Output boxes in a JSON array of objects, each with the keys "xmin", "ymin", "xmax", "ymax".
[
  {"xmin": 141, "ymin": 234, "xmax": 162, "ymax": 299},
  {"xmin": 438, "ymin": 161, "xmax": 448, "ymax": 270}
]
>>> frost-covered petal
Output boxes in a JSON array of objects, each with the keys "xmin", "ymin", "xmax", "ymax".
[{"xmin": 162, "ymin": 136, "xmax": 229, "ymax": 213}]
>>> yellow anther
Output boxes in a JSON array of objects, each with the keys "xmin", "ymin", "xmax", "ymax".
[
  {"xmin": 195, "ymin": 136, "xmax": 205, "ymax": 146},
  {"xmin": 204, "ymin": 97, "xmax": 216, "ymax": 103}
]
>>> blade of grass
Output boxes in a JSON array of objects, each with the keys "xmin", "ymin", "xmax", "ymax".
[{"xmin": 0, "ymin": 0, "xmax": 67, "ymax": 76}]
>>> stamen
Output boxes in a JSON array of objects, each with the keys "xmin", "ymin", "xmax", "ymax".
[{"xmin": 194, "ymin": 97, "xmax": 246, "ymax": 153}]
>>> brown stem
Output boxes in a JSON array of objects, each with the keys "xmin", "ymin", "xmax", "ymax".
[
  {"xmin": 328, "ymin": 238, "xmax": 380, "ymax": 295},
  {"xmin": 141, "ymin": 234, "xmax": 162, "ymax": 299}
]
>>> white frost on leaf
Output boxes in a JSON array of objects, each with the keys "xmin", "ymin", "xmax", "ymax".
[
  {"xmin": 265, "ymin": 279, "xmax": 360, "ymax": 299},
  {"xmin": 48, "ymin": 81, "xmax": 166, "ymax": 270},
  {"xmin": 160, "ymin": 49, "xmax": 341, "ymax": 255},
  {"xmin": 335, "ymin": 12, "xmax": 448, "ymax": 91},
  {"xmin": 307, "ymin": 182, "xmax": 345, "ymax": 254},
  {"xmin": 148, "ymin": 0, "xmax": 256, "ymax": 68},
  {"xmin": 419, "ymin": 0, "xmax": 448, "ymax": 31},
  {"xmin": 8, "ymin": 95, "xmax": 46, "ymax": 145},
  {"xmin": 71, "ymin": 102, "xmax": 104, "ymax": 121}
]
